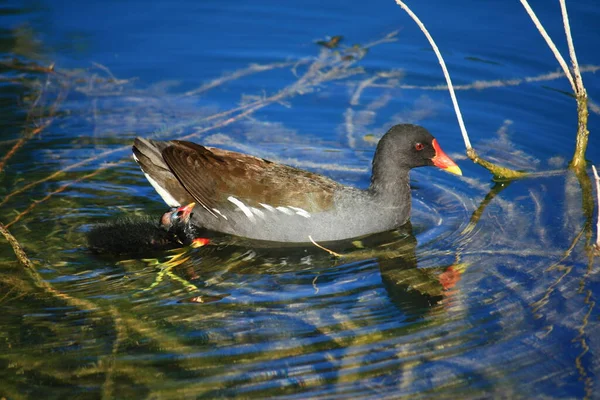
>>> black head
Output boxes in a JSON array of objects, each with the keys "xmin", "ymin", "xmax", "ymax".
[
  {"xmin": 160, "ymin": 203, "xmax": 208, "ymax": 246},
  {"xmin": 372, "ymin": 124, "xmax": 461, "ymax": 176},
  {"xmin": 161, "ymin": 203, "xmax": 194, "ymax": 231}
]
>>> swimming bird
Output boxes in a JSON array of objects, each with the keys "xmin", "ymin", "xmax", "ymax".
[{"xmin": 133, "ymin": 124, "xmax": 461, "ymax": 243}]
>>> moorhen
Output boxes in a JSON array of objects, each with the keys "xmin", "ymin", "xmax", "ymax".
[
  {"xmin": 133, "ymin": 124, "xmax": 461, "ymax": 243},
  {"xmin": 87, "ymin": 215, "xmax": 185, "ymax": 255}
]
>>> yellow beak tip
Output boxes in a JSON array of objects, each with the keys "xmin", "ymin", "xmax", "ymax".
[{"xmin": 445, "ymin": 165, "xmax": 463, "ymax": 176}]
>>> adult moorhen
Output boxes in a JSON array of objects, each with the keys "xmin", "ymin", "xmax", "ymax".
[{"xmin": 133, "ymin": 124, "xmax": 461, "ymax": 243}]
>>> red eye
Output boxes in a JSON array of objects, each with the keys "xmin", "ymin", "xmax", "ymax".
[{"xmin": 415, "ymin": 143, "xmax": 424, "ymax": 151}]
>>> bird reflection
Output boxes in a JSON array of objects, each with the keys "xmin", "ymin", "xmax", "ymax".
[
  {"xmin": 161, "ymin": 210, "xmax": 459, "ymax": 317},
  {"xmin": 87, "ymin": 213, "xmax": 461, "ymax": 317}
]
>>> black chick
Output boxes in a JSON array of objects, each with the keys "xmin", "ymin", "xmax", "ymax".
[{"xmin": 87, "ymin": 214, "xmax": 184, "ymax": 256}]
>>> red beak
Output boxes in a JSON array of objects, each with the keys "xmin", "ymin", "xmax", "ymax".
[
  {"xmin": 431, "ymin": 139, "xmax": 462, "ymax": 175},
  {"xmin": 178, "ymin": 202, "xmax": 196, "ymax": 223}
]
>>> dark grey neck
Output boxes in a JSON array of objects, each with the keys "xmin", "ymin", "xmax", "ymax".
[{"xmin": 368, "ymin": 158, "xmax": 412, "ymax": 209}]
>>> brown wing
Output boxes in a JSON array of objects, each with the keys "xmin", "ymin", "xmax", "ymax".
[
  {"xmin": 132, "ymin": 138, "xmax": 196, "ymax": 207},
  {"xmin": 161, "ymin": 140, "xmax": 340, "ymax": 213}
]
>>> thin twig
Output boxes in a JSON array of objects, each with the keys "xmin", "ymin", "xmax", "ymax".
[
  {"xmin": 366, "ymin": 65, "xmax": 599, "ymax": 91},
  {"xmin": 5, "ymin": 166, "xmax": 116, "ymax": 228},
  {"xmin": 183, "ymin": 61, "xmax": 300, "ymax": 97},
  {"xmin": 531, "ymin": 226, "xmax": 585, "ymax": 316},
  {"xmin": 312, "ymin": 274, "xmax": 320, "ymax": 294},
  {"xmin": 519, "ymin": 0, "xmax": 576, "ymax": 93},
  {"xmin": 362, "ymin": 30, "xmax": 399, "ymax": 48},
  {"xmin": 91, "ymin": 62, "xmax": 131, "ymax": 86},
  {"xmin": 0, "ymin": 223, "xmax": 38, "ymax": 274},
  {"xmin": 461, "ymin": 182, "xmax": 512, "ymax": 235},
  {"xmin": 559, "ymin": 0, "xmax": 584, "ymax": 94},
  {"xmin": 0, "ymin": 58, "xmax": 58, "ymax": 74},
  {"xmin": 0, "ymin": 147, "xmax": 128, "ymax": 208},
  {"xmin": 308, "ymin": 235, "xmax": 342, "ymax": 258},
  {"xmin": 350, "ymin": 75, "xmax": 380, "ymax": 106},
  {"xmin": 0, "ymin": 222, "xmax": 100, "ymax": 310},
  {"xmin": 0, "ymin": 78, "xmax": 68, "ymax": 174},
  {"xmin": 556, "ymin": 0, "xmax": 590, "ymax": 173},
  {"xmin": 393, "ymin": 0, "xmax": 471, "ymax": 150}
]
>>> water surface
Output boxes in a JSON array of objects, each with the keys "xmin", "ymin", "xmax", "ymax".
[{"xmin": 1, "ymin": 0, "xmax": 600, "ymax": 398}]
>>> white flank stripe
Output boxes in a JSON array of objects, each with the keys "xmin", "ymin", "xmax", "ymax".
[
  {"xmin": 250, "ymin": 207, "xmax": 265, "ymax": 219},
  {"xmin": 289, "ymin": 206, "xmax": 311, "ymax": 218},
  {"xmin": 276, "ymin": 206, "xmax": 294, "ymax": 216},
  {"xmin": 260, "ymin": 203, "xmax": 276, "ymax": 212},
  {"xmin": 228, "ymin": 196, "xmax": 256, "ymax": 222},
  {"xmin": 212, "ymin": 208, "xmax": 228, "ymax": 220},
  {"xmin": 143, "ymin": 172, "xmax": 180, "ymax": 208}
]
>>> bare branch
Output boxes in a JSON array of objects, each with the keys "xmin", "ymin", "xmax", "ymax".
[
  {"xmin": 183, "ymin": 61, "xmax": 300, "ymax": 97},
  {"xmin": 519, "ymin": 0, "xmax": 576, "ymax": 93},
  {"xmin": 308, "ymin": 235, "xmax": 342, "ymax": 258},
  {"xmin": 366, "ymin": 65, "xmax": 599, "ymax": 91},
  {"xmin": 393, "ymin": 0, "xmax": 471, "ymax": 149},
  {"xmin": 0, "ymin": 77, "xmax": 68, "ymax": 174},
  {"xmin": 559, "ymin": 0, "xmax": 585, "ymax": 94}
]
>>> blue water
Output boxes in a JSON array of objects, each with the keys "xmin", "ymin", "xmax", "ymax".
[{"xmin": 1, "ymin": 0, "xmax": 600, "ymax": 398}]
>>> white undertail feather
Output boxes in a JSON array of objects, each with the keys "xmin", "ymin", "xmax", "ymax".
[
  {"xmin": 133, "ymin": 152, "xmax": 220, "ymax": 218},
  {"xmin": 144, "ymin": 173, "xmax": 181, "ymax": 208},
  {"xmin": 133, "ymin": 153, "xmax": 180, "ymax": 207}
]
